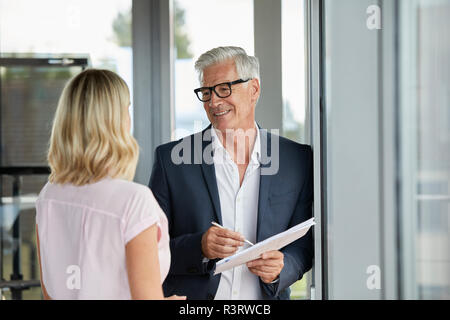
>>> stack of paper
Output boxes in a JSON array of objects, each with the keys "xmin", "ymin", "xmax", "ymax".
[{"xmin": 214, "ymin": 217, "xmax": 315, "ymax": 275}]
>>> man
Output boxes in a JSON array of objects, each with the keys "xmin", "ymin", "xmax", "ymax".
[{"xmin": 149, "ymin": 46, "xmax": 313, "ymax": 300}]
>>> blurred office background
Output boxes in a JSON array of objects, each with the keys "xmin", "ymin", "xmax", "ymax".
[{"xmin": 0, "ymin": 0, "xmax": 448, "ymax": 300}]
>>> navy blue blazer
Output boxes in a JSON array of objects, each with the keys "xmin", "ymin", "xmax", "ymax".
[{"xmin": 149, "ymin": 126, "xmax": 313, "ymax": 300}]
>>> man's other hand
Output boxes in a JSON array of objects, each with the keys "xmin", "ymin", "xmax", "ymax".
[{"xmin": 246, "ymin": 250, "xmax": 284, "ymax": 283}]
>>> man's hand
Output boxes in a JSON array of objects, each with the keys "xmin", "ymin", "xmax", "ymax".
[
  {"xmin": 246, "ymin": 250, "xmax": 284, "ymax": 283},
  {"xmin": 201, "ymin": 226, "xmax": 244, "ymax": 259}
]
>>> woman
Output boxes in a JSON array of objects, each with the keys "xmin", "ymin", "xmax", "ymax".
[{"xmin": 35, "ymin": 69, "xmax": 184, "ymax": 300}]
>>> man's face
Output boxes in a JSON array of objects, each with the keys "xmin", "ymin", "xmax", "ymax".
[{"xmin": 201, "ymin": 60, "xmax": 260, "ymax": 133}]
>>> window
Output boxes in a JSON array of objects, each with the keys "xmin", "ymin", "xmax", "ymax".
[
  {"xmin": 282, "ymin": 0, "xmax": 309, "ymax": 299},
  {"xmin": 399, "ymin": 0, "xmax": 450, "ymax": 299},
  {"xmin": 0, "ymin": 0, "xmax": 132, "ymax": 300},
  {"xmin": 282, "ymin": 0, "xmax": 307, "ymax": 144},
  {"xmin": 173, "ymin": 0, "xmax": 254, "ymax": 140}
]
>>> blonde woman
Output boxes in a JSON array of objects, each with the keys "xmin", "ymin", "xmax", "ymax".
[{"xmin": 35, "ymin": 69, "xmax": 184, "ymax": 300}]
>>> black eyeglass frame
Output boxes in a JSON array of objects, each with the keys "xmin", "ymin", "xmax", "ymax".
[{"xmin": 194, "ymin": 78, "xmax": 252, "ymax": 102}]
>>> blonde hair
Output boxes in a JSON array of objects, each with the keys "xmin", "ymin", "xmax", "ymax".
[{"xmin": 48, "ymin": 69, "xmax": 139, "ymax": 186}]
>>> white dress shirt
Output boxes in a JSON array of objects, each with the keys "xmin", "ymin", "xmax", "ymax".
[{"xmin": 211, "ymin": 124, "xmax": 264, "ymax": 300}]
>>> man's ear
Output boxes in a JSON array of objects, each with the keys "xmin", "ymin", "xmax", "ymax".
[{"xmin": 251, "ymin": 78, "xmax": 261, "ymax": 102}]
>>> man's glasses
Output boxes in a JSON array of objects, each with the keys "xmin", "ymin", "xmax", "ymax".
[{"xmin": 194, "ymin": 79, "xmax": 251, "ymax": 102}]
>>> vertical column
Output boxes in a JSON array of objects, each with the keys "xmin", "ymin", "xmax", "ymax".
[
  {"xmin": 0, "ymin": 65, "xmax": 3, "ymax": 292},
  {"xmin": 254, "ymin": 0, "xmax": 283, "ymax": 131},
  {"xmin": 322, "ymin": 0, "xmax": 384, "ymax": 299},
  {"xmin": 380, "ymin": 0, "xmax": 399, "ymax": 300},
  {"xmin": 307, "ymin": 0, "xmax": 325, "ymax": 300},
  {"xmin": 11, "ymin": 176, "xmax": 22, "ymax": 300},
  {"xmin": 133, "ymin": 0, "xmax": 174, "ymax": 185}
]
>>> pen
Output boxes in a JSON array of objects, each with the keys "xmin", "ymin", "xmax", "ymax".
[{"xmin": 211, "ymin": 222, "xmax": 254, "ymax": 246}]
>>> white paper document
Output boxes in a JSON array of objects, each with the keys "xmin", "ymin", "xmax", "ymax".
[{"xmin": 214, "ymin": 217, "xmax": 315, "ymax": 275}]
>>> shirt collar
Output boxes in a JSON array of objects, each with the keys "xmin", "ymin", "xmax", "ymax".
[{"xmin": 211, "ymin": 122, "xmax": 261, "ymax": 164}]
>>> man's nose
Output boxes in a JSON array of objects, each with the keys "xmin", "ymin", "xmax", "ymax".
[{"xmin": 209, "ymin": 90, "xmax": 223, "ymax": 107}]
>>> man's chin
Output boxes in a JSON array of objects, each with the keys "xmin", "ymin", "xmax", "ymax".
[{"xmin": 211, "ymin": 119, "xmax": 234, "ymax": 132}]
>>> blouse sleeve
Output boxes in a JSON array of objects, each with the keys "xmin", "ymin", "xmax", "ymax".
[{"xmin": 122, "ymin": 187, "xmax": 162, "ymax": 245}]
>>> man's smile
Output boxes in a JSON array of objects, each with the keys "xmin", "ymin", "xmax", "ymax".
[{"xmin": 212, "ymin": 109, "xmax": 231, "ymax": 117}]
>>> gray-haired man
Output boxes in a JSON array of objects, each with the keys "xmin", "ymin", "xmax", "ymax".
[{"xmin": 149, "ymin": 46, "xmax": 313, "ymax": 300}]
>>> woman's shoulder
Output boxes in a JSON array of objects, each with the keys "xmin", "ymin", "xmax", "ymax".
[
  {"xmin": 104, "ymin": 178, "xmax": 152, "ymax": 197},
  {"xmin": 106, "ymin": 179, "xmax": 163, "ymax": 223},
  {"xmin": 37, "ymin": 181, "xmax": 65, "ymax": 201},
  {"xmin": 38, "ymin": 178, "xmax": 155, "ymax": 214},
  {"xmin": 36, "ymin": 181, "xmax": 51, "ymax": 203},
  {"xmin": 103, "ymin": 179, "xmax": 158, "ymax": 210}
]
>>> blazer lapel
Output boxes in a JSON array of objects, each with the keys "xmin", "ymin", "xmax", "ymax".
[
  {"xmin": 257, "ymin": 129, "xmax": 273, "ymax": 241},
  {"xmin": 199, "ymin": 125, "xmax": 223, "ymax": 225}
]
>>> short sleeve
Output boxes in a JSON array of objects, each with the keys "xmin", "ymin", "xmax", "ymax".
[{"xmin": 122, "ymin": 187, "xmax": 161, "ymax": 245}]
